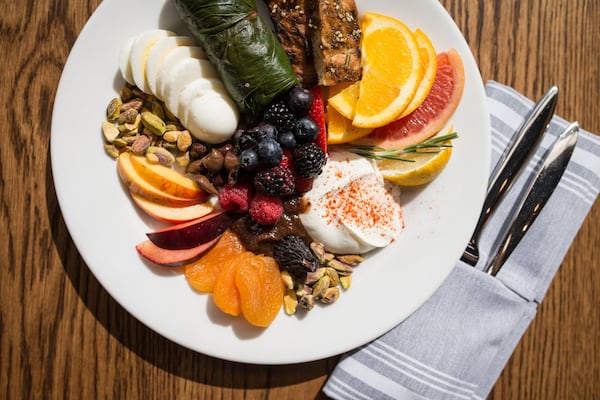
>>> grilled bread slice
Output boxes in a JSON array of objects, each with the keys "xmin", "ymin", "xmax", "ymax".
[
  {"xmin": 310, "ymin": 0, "xmax": 362, "ymax": 86},
  {"xmin": 267, "ymin": 0, "xmax": 318, "ymax": 88}
]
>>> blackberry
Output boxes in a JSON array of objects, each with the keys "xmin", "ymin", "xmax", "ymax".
[
  {"xmin": 263, "ymin": 100, "xmax": 295, "ymax": 131},
  {"xmin": 254, "ymin": 165, "xmax": 295, "ymax": 196},
  {"xmin": 293, "ymin": 143, "xmax": 327, "ymax": 178}
]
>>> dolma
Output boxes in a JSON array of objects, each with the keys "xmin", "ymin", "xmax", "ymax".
[{"xmin": 173, "ymin": 0, "xmax": 299, "ymax": 115}]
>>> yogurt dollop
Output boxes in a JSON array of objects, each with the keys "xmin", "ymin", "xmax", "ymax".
[{"xmin": 300, "ymin": 150, "xmax": 404, "ymax": 254}]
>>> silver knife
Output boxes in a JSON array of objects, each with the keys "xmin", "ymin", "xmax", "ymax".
[
  {"xmin": 485, "ymin": 122, "xmax": 579, "ymax": 276},
  {"xmin": 461, "ymin": 86, "xmax": 559, "ymax": 265}
]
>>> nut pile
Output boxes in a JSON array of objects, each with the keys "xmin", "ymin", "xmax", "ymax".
[{"xmin": 279, "ymin": 241, "xmax": 363, "ymax": 315}]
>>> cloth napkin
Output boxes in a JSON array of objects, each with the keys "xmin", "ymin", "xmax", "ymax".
[{"xmin": 323, "ymin": 81, "xmax": 600, "ymax": 400}]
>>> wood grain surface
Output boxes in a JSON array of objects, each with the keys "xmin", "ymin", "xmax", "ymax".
[{"xmin": 1, "ymin": 0, "xmax": 598, "ymax": 399}]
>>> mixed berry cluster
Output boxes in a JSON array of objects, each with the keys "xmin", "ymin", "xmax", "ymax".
[{"xmin": 217, "ymin": 87, "xmax": 327, "ymax": 225}]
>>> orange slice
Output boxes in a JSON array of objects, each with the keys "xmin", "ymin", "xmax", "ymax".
[
  {"xmin": 397, "ymin": 29, "xmax": 438, "ymax": 118},
  {"xmin": 327, "ymin": 104, "xmax": 373, "ymax": 144},
  {"xmin": 353, "ymin": 13, "xmax": 422, "ymax": 128},
  {"xmin": 327, "ymin": 81, "xmax": 360, "ymax": 120}
]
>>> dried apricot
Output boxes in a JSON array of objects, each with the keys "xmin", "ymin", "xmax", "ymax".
[
  {"xmin": 213, "ymin": 252, "xmax": 252, "ymax": 316},
  {"xmin": 184, "ymin": 230, "xmax": 245, "ymax": 292},
  {"xmin": 236, "ymin": 254, "xmax": 285, "ymax": 327}
]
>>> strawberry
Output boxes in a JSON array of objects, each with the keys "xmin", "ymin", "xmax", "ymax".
[{"xmin": 309, "ymin": 86, "xmax": 328, "ymax": 153}]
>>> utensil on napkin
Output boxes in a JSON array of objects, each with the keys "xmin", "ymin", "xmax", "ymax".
[
  {"xmin": 461, "ymin": 86, "xmax": 558, "ymax": 266},
  {"xmin": 323, "ymin": 81, "xmax": 600, "ymax": 400}
]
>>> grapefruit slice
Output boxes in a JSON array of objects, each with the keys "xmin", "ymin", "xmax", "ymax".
[{"xmin": 354, "ymin": 49, "xmax": 464, "ymax": 149}]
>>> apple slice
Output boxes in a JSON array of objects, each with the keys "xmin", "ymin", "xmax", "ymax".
[
  {"xmin": 117, "ymin": 152, "xmax": 199, "ymax": 207},
  {"xmin": 128, "ymin": 153, "xmax": 207, "ymax": 200},
  {"xmin": 131, "ymin": 191, "xmax": 214, "ymax": 223},
  {"xmin": 136, "ymin": 236, "xmax": 219, "ymax": 267},
  {"xmin": 146, "ymin": 210, "xmax": 233, "ymax": 250}
]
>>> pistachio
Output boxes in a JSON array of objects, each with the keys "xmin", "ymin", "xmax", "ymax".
[
  {"xmin": 305, "ymin": 267, "xmax": 326, "ymax": 285},
  {"xmin": 120, "ymin": 98, "xmax": 143, "ymax": 112},
  {"xmin": 283, "ymin": 289, "xmax": 298, "ymax": 315},
  {"xmin": 141, "ymin": 111, "xmax": 166, "ymax": 136},
  {"xmin": 312, "ymin": 275, "xmax": 331, "ymax": 299},
  {"xmin": 146, "ymin": 152, "xmax": 160, "ymax": 164},
  {"xmin": 163, "ymin": 130, "xmax": 181, "ymax": 143},
  {"xmin": 281, "ymin": 271, "xmax": 295, "ymax": 290},
  {"xmin": 118, "ymin": 108, "xmax": 138, "ymax": 124},
  {"xmin": 298, "ymin": 294, "xmax": 315, "ymax": 310},
  {"xmin": 194, "ymin": 174, "xmax": 218, "ymax": 195},
  {"xmin": 131, "ymin": 135, "xmax": 151, "ymax": 155},
  {"xmin": 123, "ymin": 113, "xmax": 142, "ymax": 133},
  {"xmin": 101, "ymin": 120, "xmax": 120, "ymax": 143},
  {"xmin": 310, "ymin": 242, "xmax": 326, "ymax": 262},
  {"xmin": 146, "ymin": 146, "xmax": 174, "ymax": 166},
  {"xmin": 339, "ymin": 275, "xmax": 352, "ymax": 289},
  {"xmin": 324, "ymin": 267, "xmax": 340, "ymax": 287},
  {"xmin": 177, "ymin": 130, "xmax": 192, "ymax": 151},
  {"xmin": 320, "ymin": 287, "xmax": 340, "ymax": 304},
  {"xmin": 113, "ymin": 138, "xmax": 129, "ymax": 149},
  {"xmin": 327, "ymin": 258, "xmax": 353, "ymax": 275},
  {"xmin": 119, "ymin": 86, "xmax": 133, "ymax": 102},
  {"xmin": 103, "ymin": 143, "xmax": 120, "ymax": 158},
  {"xmin": 106, "ymin": 97, "xmax": 122, "ymax": 121},
  {"xmin": 164, "ymin": 123, "xmax": 179, "ymax": 132},
  {"xmin": 151, "ymin": 99, "xmax": 166, "ymax": 120},
  {"xmin": 337, "ymin": 254, "xmax": 364, "ymax": 266},
  {"xmin": 175, "ymin": 152, "xmax": 190, "ymax": 169}
]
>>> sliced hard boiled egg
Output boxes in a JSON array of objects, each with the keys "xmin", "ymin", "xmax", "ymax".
[
  {"xmin": 185, "ymin": 94, "xmax": 239, "ymax": 144},
  {"xmin": 119, "ymin": 35, "xmax": 137, "ymax": 85},
  {"xmin": 129, "ymin": 29, "xmax": 174, "ymax": 93},
  {"xmin": 145, "ymin": 35, "xmax": 197, "ymax": 96},
  {"xmin": 177, "ymin": 77, "xmax": 227, "ymax": 121},
  {"xmin": 162, "ymin": 58, "xmax": 219, "ymax": 116},
  {"xmin": 155, "ymin": 46, "xmax": 207, "ymax": 101}
]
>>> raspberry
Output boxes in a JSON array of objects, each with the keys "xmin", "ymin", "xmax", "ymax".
[
  {"xmin": 254, "ymin": 165, "xmax": 295, "ymax": 196},
  {"xmin": 249, "ymin": 193, "xmax": 284, "ymax": 225},
  {"xmin": 218, "ymin": 182, "xmax": 253, "ymax": 212},
  {"xmin": 294, "ymin": 174, "xmax": 314, "ymax": 193},
  {"xmin": 293, "ymin": 142, "xmax": 327, "ymax": 178}
]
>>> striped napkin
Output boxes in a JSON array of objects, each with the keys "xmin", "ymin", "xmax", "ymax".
[{"xmin": 323, "ymin": 81, "xmax": 600, "ymax": 400}]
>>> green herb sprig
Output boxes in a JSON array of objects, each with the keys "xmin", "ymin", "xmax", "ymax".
[{"xmin": 348, "ymin": 132, "xmax": 459, "ymax": 162}]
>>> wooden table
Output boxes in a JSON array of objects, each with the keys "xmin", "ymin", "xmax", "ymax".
[{"xmin": 1, "ymin": 1, "xmax": 598, "ymax": 398}]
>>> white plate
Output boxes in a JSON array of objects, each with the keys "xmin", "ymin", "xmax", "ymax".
[{"xmin": 51, "ymin": 0, "xmax": 490, "ymax": 364}]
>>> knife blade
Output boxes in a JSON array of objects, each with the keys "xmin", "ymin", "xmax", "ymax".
[
  {"xmin": 461, "ymin": 86, "xmax": 559, "ymax": 265},
  {"xmin": 485, "ymin": 122, "xmax": 579, "ymax": 276}
]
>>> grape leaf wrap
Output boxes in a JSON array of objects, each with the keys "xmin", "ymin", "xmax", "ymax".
[{"xmin": 173, "ymin": 0, "xmax": 299, "ymax": 115}]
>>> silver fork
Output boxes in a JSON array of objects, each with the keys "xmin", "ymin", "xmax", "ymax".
[{"xmin": 461, "ymin": 86, "xmax": 559, "ymax": 266}]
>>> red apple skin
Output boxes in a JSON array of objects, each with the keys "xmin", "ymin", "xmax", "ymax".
[
  {"xmin": 136, "ymin": 237, "xmax": 220, "ymax": 267},
  {"xmin": 145, "ymin": 210, "xmax": 233, "ymax": 250}
]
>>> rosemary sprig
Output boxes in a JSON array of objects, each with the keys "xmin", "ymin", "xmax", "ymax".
[{"xmin": 348, "ymin": 132, "xmax": 459, "ymax": 162}]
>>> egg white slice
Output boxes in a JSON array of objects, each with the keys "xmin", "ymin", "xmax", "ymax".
[
  {"xmin": 155, "ymin": 46, "xmax": 207, "ymax": 101},
  {"xmin": 185, "ymin": 94, "xmax": 239, "ymax": 144},
  {"xmin": 118, "ymin": 35, "xmax": 137, "ymax": 85},
  {"xmin": 129, "ymin": 29, "xmax": 175, "ymax": 93},
  {"xmin": 177, "ymin": 77, "xmax": 228, "ymax": 123},
  {"xmin": 145, "ymin": 35, "xmax": 197, "ymax": 96}
]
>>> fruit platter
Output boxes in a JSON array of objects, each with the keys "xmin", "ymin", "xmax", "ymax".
[{"xmin": 51, "ymin": 0, "xmax": 490, "ymax": 364}]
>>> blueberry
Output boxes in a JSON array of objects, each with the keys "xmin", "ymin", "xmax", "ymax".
[
  {"xmin": 293, "ymin": 117, "xmax": 319, "ymax": 143},
  {"xmin": 287, "ymin": 87, "xmax": 312, "ymax": 115},
  {"xmin": 278, "ymin": 131, "xmax": 297, "ymax": 149},
  {"xmin": 239, "ymin": 148, "xmax": 260, "ymax": 171},
  {"xmin": 255, "ymin": 123, "xmax": 278, "ymax": 141},
  {"xmin": 258, "ymin": 137, "xmax": 283, "ymax": 167}
]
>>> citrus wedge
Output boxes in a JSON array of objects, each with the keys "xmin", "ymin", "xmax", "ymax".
[
  {"xmin": 397, "ymin": 29, "xmax": 437, "ymax": 118},
  {"xmin": 327, "ymin": 104, "xmax": 373, "ymax": 144},
  {"xmin": 327, "ymin": 81, "xmax": 360, "ymax": 120},
  {"xmin": 376, "ymin": 128, "xmax": 454, "ymax": 186},
  {"xmin": 353, "ymin": 13, "xmax": 422, "ymax": 128}
]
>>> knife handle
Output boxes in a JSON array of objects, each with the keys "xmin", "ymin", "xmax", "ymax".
[
  {"xmin": 470, "ymin": 86, "xmax": 559, "ymax": 244},
  {"xmin": 486, "ymin": 122, "xmax": 579, "ymax": 276}
]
